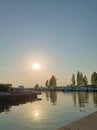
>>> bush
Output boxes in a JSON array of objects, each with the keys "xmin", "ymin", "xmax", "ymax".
[{"xmin": 0, "ymin": 84, "xmax": 12, "ymax": 92}]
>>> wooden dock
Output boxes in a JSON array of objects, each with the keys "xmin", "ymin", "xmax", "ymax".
[{"xmin": 58, "ymin": 111, "xmax": 97, "ymax": 130}]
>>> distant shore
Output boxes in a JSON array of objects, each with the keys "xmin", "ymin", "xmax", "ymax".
[{"xmin": 34, "ymin": 86, "xmax": 97, "ymax": 92}]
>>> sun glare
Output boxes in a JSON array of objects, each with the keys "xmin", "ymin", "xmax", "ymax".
[
  {"xmin": 33, "ymin": 63, "xmax": 40, "ymax": 70},
  {"xmin": 35, "ymin": 112, "xmax": 39, "ymax": 118}
]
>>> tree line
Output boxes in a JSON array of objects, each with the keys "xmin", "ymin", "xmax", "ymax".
[
  {"xmin": 44, "ymin": 71, "xmax": 97, "ymax": 89},
  {"xmin": 71, "ymin": 71, "xmax": 97, "ymax": 87},
  {"xmin": 1, "ymin": 71, "xmax": 97, "ymax": 92}
]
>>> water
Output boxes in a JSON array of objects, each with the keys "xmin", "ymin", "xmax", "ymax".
[{"xmin": 0, "ymin": 91, "xmax": 97, "ymax": 130}]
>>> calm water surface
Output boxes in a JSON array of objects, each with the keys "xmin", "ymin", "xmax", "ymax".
[{"xmin": 0, "ymin": 92, "xmax": 97, "ymax": 130}]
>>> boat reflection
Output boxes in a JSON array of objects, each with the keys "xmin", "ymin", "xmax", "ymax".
[{"xmin": 0, "ymin": 98, "xmax": 41, "ymax": 114}]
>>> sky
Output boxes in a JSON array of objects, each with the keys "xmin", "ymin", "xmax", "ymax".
[{"xmin": 0, "ymin": 0, "xmax": 97, "ymax": 87}]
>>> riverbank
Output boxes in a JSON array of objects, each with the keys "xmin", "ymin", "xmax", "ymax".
[{"xmin": 58, "ymin": 111, "xmax": 97, "ymax": 130}]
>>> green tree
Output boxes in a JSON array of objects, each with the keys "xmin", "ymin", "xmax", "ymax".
[
  {"xmin": 80, "ymin": 72, "xmax": 83, "ymax": 86},
  {"xmin": 77, "ymin": 71, "xmax": 86, "ymax": 86},
  {"xmin": 45, "ymin": 80, "xmax": 49, "ymax": 88},
  {"xmin": 77, "ymin": 71, "xmax": 80, "ymax": 86},
  {"xmin": 0, "ymin": 83, "xmax": 12, "ymax": 92},
  {"xmin": 49, "ymin": 75, "xmax": 57, "ymax": 88},
  {"xmin": 83, "ymin": 75, "xmax": 88, "ymax": 86},
  {"xmin": 71, "ymin": 74, "xmax": 75, "ymax": 86},
  {"xmin": 34, "ymin": 84, "xmax": 39, "ymax": 90},
  {"xmin": 91, "ymin": 72, "xmax": 97, "ymax": 86}
]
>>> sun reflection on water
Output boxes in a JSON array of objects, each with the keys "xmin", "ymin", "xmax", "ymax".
[
  {"xmin": 35, "ymin": 111, "xmax": 39, "ymax": 118},
  {"xmin": 31, "ymin": 109, "xmax": 42, "ymax": 120}
]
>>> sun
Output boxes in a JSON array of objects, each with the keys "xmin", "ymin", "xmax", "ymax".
[{"xmin": 33, "ymin": 63, "xmax": 40, "ymax": 70}]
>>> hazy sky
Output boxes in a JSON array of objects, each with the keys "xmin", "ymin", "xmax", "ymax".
[{"xmin": 0, "ymin": 0, "xmax": 97, "ymax": 87}]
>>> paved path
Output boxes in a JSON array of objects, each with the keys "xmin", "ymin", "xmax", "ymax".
[{"xmin": 58, "ymin": 111, "xmax": 97, "ymax": 130}]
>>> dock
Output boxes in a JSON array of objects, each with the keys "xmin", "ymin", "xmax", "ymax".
[
  {"xmin": 0, "ymin": 91, "xmax": 41, "ymax": 103},
  {"xmin": 58, "ymin": 111, "xmax": 97, "ymax": 130}
]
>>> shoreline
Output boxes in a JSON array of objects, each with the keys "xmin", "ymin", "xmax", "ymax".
[
  {"xmin": 58, "ymin": 111, "xmax": 97, "ymax": 130},
  {"xmin": 34, "ymin": 86, "xmax": 97, "ymax": 92}
]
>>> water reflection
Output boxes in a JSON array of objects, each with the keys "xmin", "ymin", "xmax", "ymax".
[
  {"xmin": 72, "ymin": 92, "xmax": 77, "ymax": 107},
  {"xmin": 45, "ymin": 91, "xmax": 97, "ymax": 110},
  {"xmin": 77, "ymin": 92, "xmax": 89, "ymax": 112},
  {"xmin": 1, "ymin": 92, "xmax": 97, "ymax": 115},
  {"xmin": 31, "ymin": 109, "xmax": 43, "ymax": 121},
  {"xmin": 93, "ymin": 92, "xmax": 97, "ymax": 107},
  {"xmin": 0, "ymin": 98, "xmax": 41, "ymax": 114},
  {"xmin": 35, "ymin": 111, "xmax": 39, "ymax": 118},
  {"xmin": 46, "ymin": 91, "xmax": 57, "ymax": 105},
  {"xmin": 72, "ymin": 92, "xmax": 90, "ymax": 111},
  {"xmin": 0, "ymin": 104, "xmax": 11, "ymax": 114}
]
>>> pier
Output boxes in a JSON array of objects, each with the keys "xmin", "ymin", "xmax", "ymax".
[{"xmin": 58, "ymin": 111, "xmax": 97, "ymax": 130}]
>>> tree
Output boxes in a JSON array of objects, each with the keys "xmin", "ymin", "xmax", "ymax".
[
  {"xmin": 77, "ymin": 71, "xmax": 80, "ymax": 86},
  {"xmin": 91, "ymin": 72, "xmax": 97, "ymax": 86},
  {"xmin": 71, "ymin": 74, "xmax": 75, "ymax": 86},
  {"xmin": 83, "ymin": 75, "xmax": 88, "ymax": 86},
  {"xmin": 49, "ymin": 75, "xmax": 57, "ymax": 88},
  {"xmin": 80, "ymin": 72, "xmax": 83, "ymax": 86},
  {"xmin": 77, "ymin": 71, "xmax": 87, "ymax": 86},
  {"xmin": 45, "ymin": 80, "xmax": 49, "ymax": 88},
  {"xmin": 77, "ymin": 71, "xmax": 88, "ymax": 86},
  {"xmin": 0, "ymin": 83, "xmax": 12, "ymax": 92},
  {"xmin": 34, "ymin": 84, "xmax": 39, "ymax": 90}
]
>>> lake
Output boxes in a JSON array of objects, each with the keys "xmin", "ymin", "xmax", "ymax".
[{"xmin": 0, "ymin": 91, "xmax": 97, "ymax": 130}]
